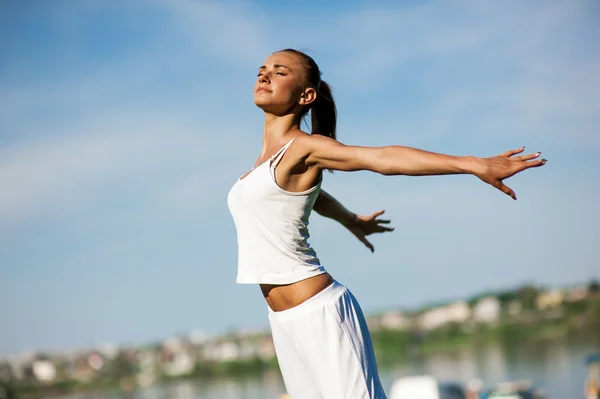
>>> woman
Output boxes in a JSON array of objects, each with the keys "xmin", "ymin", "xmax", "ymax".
[{"xmin": 227, "ymin": 49, "xmax": 546, "ymax": 399}]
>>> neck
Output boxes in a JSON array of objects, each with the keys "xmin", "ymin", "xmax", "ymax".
[{"xmin": 262, "ymin": 112, "xmax": 301, "ymax": 147}]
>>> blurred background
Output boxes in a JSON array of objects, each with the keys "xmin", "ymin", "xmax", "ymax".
[{"xmin": 1, "ymin": 0, "xmax": 599, "ymax": 398}]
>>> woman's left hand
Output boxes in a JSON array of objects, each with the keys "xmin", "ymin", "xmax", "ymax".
[
  {"xmin": 474, "ymin": 147, "xmax": 547, "ymax": 200},
  {"xmin": 347, "ymin": 210, "xmax": 394, "ymax": 252}
]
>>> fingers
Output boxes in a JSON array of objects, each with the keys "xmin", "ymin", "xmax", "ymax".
[
  {"xmin": 372, "ymin": 210, "xmax": 393, "ymax": 224},
  {"xmin": 502, "ymin": 146, "xmax": 525, "ymax": 157},
  {"xmin": 528, "ymin": 158, "xmax": 547, "ymax": 167},
  {"xmin": 517, "ymin": 158, "xmax": 547, "ymax": 172},
  {"xmin": 361, "ymin": 224, "xmax": 395, "ymax": 237},
  {"xmin": 512, "ymin": 152, "xmax": 541, "ymax": 162},
  {"xmin": 497, "ymin": 181, "xmax": 517, "ymax": 200},
  {"xmin": 358, "ymin": 236, "xmax": 374, "ymax": 252},
  {"xmin": 350, "ymin": 228, "xmax": 375, "ymax": 252},
  {"xmin": 374, "ymin": 226, "xmax": 395, "ymax": 233},
  {"xmin": 369, "ymin": 209, "xmax": 385, "ymax": 219},
  {"xmin": 363, "ymin": 210, "xmax": 392, "ymax": 224}
]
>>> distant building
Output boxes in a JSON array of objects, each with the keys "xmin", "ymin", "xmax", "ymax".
[
  {"xmin": 473, "ymin": 297, "xmax": 501, "ymax": 323},
  {"xmin": 566, "ymin": 285, "xmax": 589, "ymax": 302},
  {"xmin": 98, "ymin": 343, "xmax": 120, "ymax": 360},
  {"xmin": 237, "ymin": 341, "xmax": 257, "ymax": 360},
  {"xmin": 31, "ymin": 360, "xmax": 56, "ymax": 382},
  {"xmin": 203, "ymin": 341, "xmax": 239, "ymax": 362},
  {"xmin": 163, "ymin": 336, "xmax": 186, "ymax": 352},
  {"xmin": 162, "ymin": 352, "xmax": 194, "ymax": 377},
  {"xmin": 258, "ymin": 337, "xmax": 276, "ymax": 360},
  {"xmin": 380, "ymin": 311, "xmax": 411, "ymax": 330},
  {"xmin": 419, "ymin": 301, "xmax": 471, "ymax": 331},
  {"xmin": 536, "ymin": 289, "xmax": 564, "ymax": 310},
  {"xmin": 157, "ymin": 337, "xmax": 196, "ymax": 377},
  {"xmin": 136, "ymin": 350, "xmax": 158, "ymax": 386},
  {"xmin": 87, "ymin": 351, "xmax": 105, "ymax": 371},
  {"xmin": 67, "ymin": 350, "xmax": 108, "ymax": 382}
]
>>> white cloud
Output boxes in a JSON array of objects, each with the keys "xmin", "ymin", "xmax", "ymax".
[
  {"xmin": 0, "ymin": 130, "xmax": 143, "ymax": 224},
  {"xmin": 324, "ymin": 0, "xmax": 591, "ymax": 78},
  {"xmin": 312, "ymin": 0, "xmax": 600, "ymax": 146},
  {"xmin": 0, "ymin": 0, "xmax": 275, "ymax": 229},
  {"xmin": 147, "ymin": 0, "xmax": 271, "ymax": 64},
  {"xmin": 0, "ymin": 115, "xmax": 248, "ymax": 228}
]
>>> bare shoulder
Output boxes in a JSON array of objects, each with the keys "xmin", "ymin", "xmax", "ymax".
[
  {"xmin": 292, "ymin": 133, "xmax": 364, "ymax": 172},
  {"xmin": 278, "ymin": 131, "xmax": 318, "ymax": 166},
  {"xmin": 293, "ymin": 132, "xmax": 345, "ymax": 154}
]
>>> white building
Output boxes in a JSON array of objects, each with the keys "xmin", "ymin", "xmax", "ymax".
[
  {"xmin": 203, "ymin": 341, "xmax": 239, "ymax": 362},
  {"xmin": 419, "ymin": 301, "xmax": 471, "ymax": 331},
  {"xmin": 162, "ymin": 352, "xmax": 194, "ymax": 377},
  {"xmin": 380, "ymin": 311, "xmax": 411, "ymax": 330},
  {"xmin": 163, "ymin": 336, "xmax": 186, "ymax": 352},
  {"xmin": 258, "ymin": 337, "xmax": 276, "ymax": 360},
  {"xmin": 98, "ymin": 343, "xmax": 119, "ymax": 360},
  {"xmin": 136, "ymin": 351, "xmax": 158, "ymax": 387},
  {"xmin": 473, "ymin": 297, "xmax": 501, "ymax": 323},
  {"xmin": 31, "ymin": 360, "xmax": 56, "ymax": 382},
  {"xmin": 536, "ymin": 289, "xmax": 564, "ymax": 310}
]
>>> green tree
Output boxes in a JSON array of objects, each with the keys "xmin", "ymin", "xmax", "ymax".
[
  {"xmin": 516, "ymin": 285, "xmax": 540, "ymax": 310},
  {"xmin": 0, "ymin": 382, "xmax": 16, "ymax": 399}
]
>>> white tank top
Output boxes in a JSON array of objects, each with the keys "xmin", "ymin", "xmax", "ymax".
[{"xmin": 227, "ymin": 138, "xmax": 327, "ymax": 284}]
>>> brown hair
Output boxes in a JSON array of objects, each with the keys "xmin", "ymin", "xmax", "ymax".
[{"xmin": 278, "ymin": 49, "xmax": 337, "ymax": 141}]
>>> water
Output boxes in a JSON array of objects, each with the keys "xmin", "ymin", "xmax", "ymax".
[{"xmin": 55, "ymin": 339, "xmax": 597, "ymax": 399}]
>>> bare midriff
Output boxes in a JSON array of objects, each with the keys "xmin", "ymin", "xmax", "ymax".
[{"xmin": 260, "ymin": 272, "xmax": 335, "ymax": 312}]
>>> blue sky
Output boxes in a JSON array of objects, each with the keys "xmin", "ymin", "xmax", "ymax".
[{"xmin": 1, "ymin": 0, "xmax": 599, "ymax": 355}]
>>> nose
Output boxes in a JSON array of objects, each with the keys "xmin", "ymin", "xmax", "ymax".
[{"xmin": 258, "ymin": 72, "xmax": 270, "ymax": 84}]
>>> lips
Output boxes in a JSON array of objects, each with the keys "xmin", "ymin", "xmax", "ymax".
[{"xmin": 256, "ymin": 87, "xmax": 271, "ymax": 93}]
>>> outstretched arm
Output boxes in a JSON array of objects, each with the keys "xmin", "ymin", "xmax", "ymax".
[
  {"xmin": 303, "ymin": 135, "xmax": 547, "ymax": 200},
  {"xmin": 313, "ymin": 189, "xmax": 394, "ymax": 252}
]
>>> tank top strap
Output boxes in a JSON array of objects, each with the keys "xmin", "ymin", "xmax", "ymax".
[{"xmin": 271, "ymin": 138, "xmax": 296, "ymax": 168}]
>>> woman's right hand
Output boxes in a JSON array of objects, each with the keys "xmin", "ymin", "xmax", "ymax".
[{"xmin": 473, "ymin": 147, "xmax": 547, "ymax": 200}]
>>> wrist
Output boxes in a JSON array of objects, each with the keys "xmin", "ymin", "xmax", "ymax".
[
  {"xmin": 341, "ymin": 212, "xmax": 357, "ymax": 228},
  {"xmin": 459, "ymin": 156, "xmax": 485, "ymax": 175}
]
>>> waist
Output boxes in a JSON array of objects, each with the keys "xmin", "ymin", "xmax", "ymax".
[
  {"xmin": 236, "ymin": 240, "xmax": 324, "ymax": 285},
  {"xmin": 260, "ymin": 272, "xmax": 334, "ymax": 312}
]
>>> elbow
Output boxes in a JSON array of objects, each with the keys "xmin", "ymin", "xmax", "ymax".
[
  {"xmin": 368, "ymin": 150, "xmax": 396, "ymax": 175},
  {"xmin": 376, "ymin": 163, "xmax": 396, "ymax": 176}
]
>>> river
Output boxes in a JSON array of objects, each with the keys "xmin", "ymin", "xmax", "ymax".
[{"xmin": 55, "ymin": 339, "xmax": 598, "ymax": 398}]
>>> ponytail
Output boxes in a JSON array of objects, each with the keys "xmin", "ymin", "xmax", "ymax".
[
  {"xmin": 277, "ymin": 48, "xmax": 338, "ymax": 142},
  {"xmin": 311, "ymin": 80, "xmax": 337, "ymax": 141}
]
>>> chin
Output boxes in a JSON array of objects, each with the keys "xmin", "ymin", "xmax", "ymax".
[{"xmin": 254, "ymin": 99, "xmax": 272, "ymax": 110}]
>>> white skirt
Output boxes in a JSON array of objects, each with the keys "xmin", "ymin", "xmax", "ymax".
[{"xmin": 268, "ymin": 280, "xmax": 387, "ymax": 399}]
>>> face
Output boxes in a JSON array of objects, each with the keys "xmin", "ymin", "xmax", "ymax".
[{"xmin": 254, "ymin": 52, "xmax": 316, "ymax": 114}]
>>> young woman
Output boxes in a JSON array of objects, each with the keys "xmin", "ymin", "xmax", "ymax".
[{"xmin": 227, "ymin": 48, "xmax": 546, "ymax": 399}]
